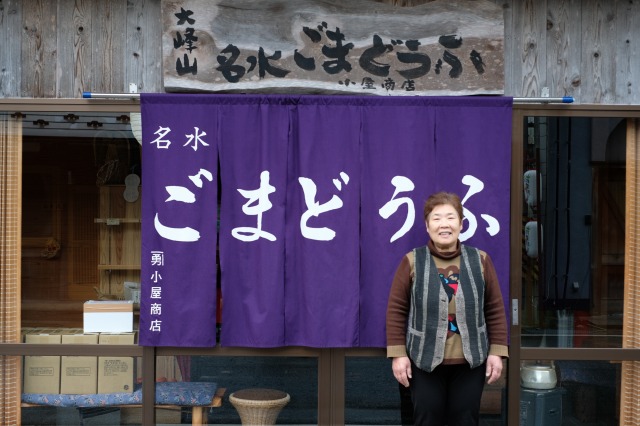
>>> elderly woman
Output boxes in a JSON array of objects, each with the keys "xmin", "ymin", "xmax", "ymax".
[{"xmin": 386, "ymin": 191, "xmax": 508, "ymax": 426}]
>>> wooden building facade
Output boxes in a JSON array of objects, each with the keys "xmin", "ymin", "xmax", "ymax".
[
  {"xmin": 3, "ymin": 1, "xmax": 640, "ymax": 425},
  {"xmin": 2, "ymin": 0, "xmax": 640, "ymax": 103}
]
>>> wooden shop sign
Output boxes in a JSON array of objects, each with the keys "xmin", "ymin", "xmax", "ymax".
[{"xmin": 161, "ymin": 0, "xmax": 504, "ymax": 96}]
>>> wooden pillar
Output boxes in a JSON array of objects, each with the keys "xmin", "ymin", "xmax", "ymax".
[
  {"xmin": 0, "ymin": 113, "xmax": 22, "ymax": 425},
  {"xmin": 620, "ymin": 118, "xmax": 640, "ymax": 424}
]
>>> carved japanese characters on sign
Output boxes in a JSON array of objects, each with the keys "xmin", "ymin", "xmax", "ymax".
[{"xmin": 161, "ymin": 0, "xmax": 505, "ymax": 95}]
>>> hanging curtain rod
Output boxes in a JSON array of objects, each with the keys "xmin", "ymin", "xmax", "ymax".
[{"xmin": 82, "ymin": 92, "xmax": 574, "ymax": 104}]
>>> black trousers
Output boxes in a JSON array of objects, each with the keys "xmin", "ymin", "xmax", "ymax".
[
  {"xmin": 409, "ymin": 360, "xmax": 486, "ymax": 426},
  {"xmin": 399, "ymin": 381, "xmax": 414, "ymax": 425}
]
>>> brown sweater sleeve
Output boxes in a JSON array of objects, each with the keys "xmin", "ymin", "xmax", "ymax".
[
  {"xmin": 386, "ymin": 254, "xmax": 412, "ymax": 357},
  {"xmin": 481, "ymin": 251, "xmax": 509, "ymax": 357}
]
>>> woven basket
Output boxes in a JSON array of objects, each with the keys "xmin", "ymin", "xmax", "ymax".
[{"xmin": 229, "ymin": 388, "xmax": 290, "ymax": 425}]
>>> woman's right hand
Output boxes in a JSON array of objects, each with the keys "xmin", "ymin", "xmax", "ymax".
[{"xmin": 392, "ymin": 356, "xmax": 412, "ymax": 387}]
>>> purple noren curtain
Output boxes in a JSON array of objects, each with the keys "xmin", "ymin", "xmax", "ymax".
[{"xmin": 140, "ymin": 94, "xmax": 512, "ymax": 348}]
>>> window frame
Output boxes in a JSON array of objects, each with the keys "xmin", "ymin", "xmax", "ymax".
[{"xmin": 3, "ymin": 99, "xmax": 640, "ymax": 425}]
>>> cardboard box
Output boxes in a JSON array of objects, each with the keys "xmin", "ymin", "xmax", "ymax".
[
  {"xmin": 98, "ymin": 333, "xmax": 135, "ymax": 393},
  {"xmin": 84, "ymin": 300, "xmax": 134, "ymax": 333},
  {"xmin": 60, "ymin": 334, "xmax": 98, "ymax": 394},
  {"xmin": 23, "ymin": 334, "xmax": 61, "ymax": 394}
]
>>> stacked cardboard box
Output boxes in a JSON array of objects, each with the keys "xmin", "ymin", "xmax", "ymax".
[
  {"xmin": 60, "ymin": 334, "xmax": 99, "ymax": 394},
  {"xmin": 23, "ymin": 334, "xmax": 61, "ymax": 394},
  {"xmin": 23, "ymin": 328, "xmax": 137, "ymax": 396},
  {"xmin": 98, "ymin": 333, "xmax": 136, "ymax": 393}
]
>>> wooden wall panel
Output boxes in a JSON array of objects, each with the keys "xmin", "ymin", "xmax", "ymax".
[
  {"xmin": 4, "ymin": 0, "xmax": 640, "ymax": 103},
  {"xmin": 56, "ymin": 0, "xmax": 76, "ymax": 97},
  {"xmin": 66, "ymin": 185, "xmax": 99, "ymax": 301},
  {"xmin": 0, "ymin": 0, "xmax": 22, "ymax": 97},
  {"xmin": 581, "ymin": 1, "xmax": 617, "ymax": 104},
  {"xmin": 126, "ymin": 0, "xmax": 163, "ymax": 93},
  {"xmin": 546, "ymin": 0, "xmax": 582, "ymax": 100},
  {"xmin": 125, "ymin": 0, "xmax": 145, "ymax": 93},
  {"xmin": 57, "ymin": 0, "xmax": 90, "ymax": 98},
  {"xmin": 111, "ymin": 1, "xmax": 127, "ymax": 92},
  {"xmin": 21, "ymin": 0, "xmax": 57, "ymax": 97},
  {"xmin": 613, "ymin": 1, "xmax": 640, "ymax": 101},
  {"xmin": 514, "ymin": 0, "xmax": 547, "ymax": 98},
  {"xmin": 141, "ymin": 0, "xmax": 163, "ymax": 93},
  {"xmin": 500, "ymin": 1, "xmax": 514, "ymax": 97},
  {"xmin": 91, "ymin": 1, "xmax": 126, "ymax": 93},
  {"xmin": 502, "ymin": 0, "xmax": 517, "ymax": 95},
  {"xmin": 98, "ymin": 186, "xmax": 141, "ymax": 299}
]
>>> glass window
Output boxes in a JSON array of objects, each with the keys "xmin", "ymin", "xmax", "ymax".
[
  {"xmin": 190, "ymin": 355, "xmax": 318, "ymax": 424},
  {"xmin": 521, "ymin": 117, "xmax": 625, "ymax": 348},
  {"xmin": 21, "ymin": 353, "xmax": 143, "ymax": 424},
  {"xmin": 520, "ymin": 360, "xmax": 619, "ymax": 425},
  {"xmin": 345, "ymin": 357, "xmax": 508, "ymax": 425},
  {"xmin": 345, "ymin": 357, "xmax": 402, "ymax": 425},
  {"xmin": 21, "ymin": 112, "xmax": 140, "ymax": 328},
  {"xmin": 16, "ymin": 111, "xmax": 143, "ymax": 423}
]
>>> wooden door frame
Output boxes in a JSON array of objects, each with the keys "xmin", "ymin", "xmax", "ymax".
[{"xmin": 509, "ymin": 105, "xmax": 640, "ymax": 426}]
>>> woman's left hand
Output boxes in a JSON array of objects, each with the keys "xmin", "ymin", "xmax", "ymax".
[{"xmin": 485, "ymin": 354, "xmax": 503, "ymax": 384}]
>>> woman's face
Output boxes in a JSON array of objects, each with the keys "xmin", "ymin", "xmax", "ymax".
[{"xmin": 426, "ymin": 203, "xmax": 463, "ymax": 251}]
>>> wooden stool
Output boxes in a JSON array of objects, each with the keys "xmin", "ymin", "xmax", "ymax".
[{"xmin": 229, "ymin": 388, "xmax": 290, "ymax": 425}]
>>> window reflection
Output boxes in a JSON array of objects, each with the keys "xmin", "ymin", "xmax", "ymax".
[
  {"xmin": 345, "ymin": 357, "xmax": 508, "ymax": 424},
  {"xmin": 190, "ymin": 356, "xmax": 317, "ymax": 424},
  {"xmin": 21, "ymin": 356, "xmax": 143, "ymax": 424},
  {"xmin": 521, "ymin": 117, "xmax": 625, "ymax": 348},
  {"xmin": 21, "ymin": 112, "xmax": 140, "ymax": 328},
  {"xmin": 345, "ymin": 357, "xmax": 401, "ymax": 424},
  {"xmin": 519, "ymin": 360, "xmax": 618, "ymax": 425}
]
